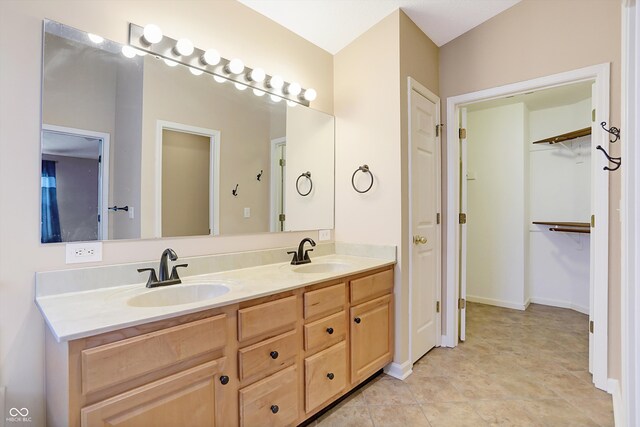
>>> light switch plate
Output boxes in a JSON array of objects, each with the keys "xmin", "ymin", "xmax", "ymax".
[
  {"xmin": 65, "ymin": 242, "xmax": 102, "ymax": 264},
  {"xmin": 318, "ymin": 229, "xmax": 331, "ymax": 241},
  {"xmin": 243, "ymin": 207, "xmax": 251, "ymax": 218}
]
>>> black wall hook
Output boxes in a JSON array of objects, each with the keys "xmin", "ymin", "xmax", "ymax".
[
  {"xmin": 596, "ymin": 145, "xmax": 621, "ymax": 171},
  {"xmin": 601, "ymin": 121, "xmax": 620, "ymax": 143},
  {"xmin": 108, "ymin": 205, "xmax": 129, "ymax": 212},
  {"xmin": 232, "ymin": 184, "xmax": 239, "ymax": 196},
  {"xmin": 256, "ymin": 170, "xmax": 263, "ymax": 181}
]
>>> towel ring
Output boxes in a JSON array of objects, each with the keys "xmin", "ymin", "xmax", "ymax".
[
  {"xmin": 352, "ymin": 165, "xmax": 374, "ymax": 193},
  {"xmin": 296, "ymin": 171, "xmax": 313, "ymax": 196}
]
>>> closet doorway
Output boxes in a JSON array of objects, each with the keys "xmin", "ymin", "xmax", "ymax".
[{"xmin": 444, "ymin": 64, "xmax": 611, "ymax": 391}]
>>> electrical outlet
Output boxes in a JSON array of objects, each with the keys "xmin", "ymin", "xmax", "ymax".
[
  {"xmin": 318, "ymin": 229, "xmax": 331, "ymax": 241},
  {"xmin": 128, "ymin": 206, "xmax": 135, "ymax": 219},
  {"xmin": 66, "ymin": 242, "xmax": 102, "ymax": 264}
]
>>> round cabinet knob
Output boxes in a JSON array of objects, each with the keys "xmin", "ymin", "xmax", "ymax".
[
  {"xmin": 326, "ymin": 327, "xmax": 334, "ymax": 335},
  {"xmin": 327, "ymin": 372, "xmax": 335, "ymax": 380},
  {"xmin": 270, "ymin": 405, "xmax": 279, "ymax": 414},
  {"xmin": 270, "ymin": 351, "xmax": 279, "ymax": 359},
  {"xmin": 219, "ymin": 375, "xmax": 229, "ymax": 385},
  {"xmin": 354, "ymin": 317, "xmax": 361, "ymax": 324}
]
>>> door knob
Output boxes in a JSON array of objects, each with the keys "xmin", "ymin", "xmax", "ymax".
[{"xmin": 413, "ymin": 235, "xmax": 427, "ymax": 245}]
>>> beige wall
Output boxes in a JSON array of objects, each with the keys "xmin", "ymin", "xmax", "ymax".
[
  {"xmin": 439, "ymin": 0, "xmax": 622, "ymax": 378},
  {"xmin": 0, "ymin": 1, "xmax": 332, "ymax": 424}
]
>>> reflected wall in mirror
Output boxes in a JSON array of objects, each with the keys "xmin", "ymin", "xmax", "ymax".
[{"xmin": 40, "ymin": 20, "xmax": 334, "ymax": 243}]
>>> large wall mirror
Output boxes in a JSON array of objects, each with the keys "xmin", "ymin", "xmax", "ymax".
[{"xmin": 40, "ymin": 20, "xmax": 334, "ymax": 243}]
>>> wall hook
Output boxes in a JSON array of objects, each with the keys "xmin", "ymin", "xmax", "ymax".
[
  {"xmin": 232, "ymin": 184, "xmax": 239, "ymax": 196},
  {"xmin": 596, "ymin": 145, "xmax": 621, "ymax": 172},
  {"xmin": 601, "ymin": 121, "xmax": 620, "ymax": 143},
  {"xmin": 108, "ymin": 205, "xmax": 129, "ymax": 212},
  {"xmin": 256, "ymin": 170, "xmax": 263, "ymax": 181}
]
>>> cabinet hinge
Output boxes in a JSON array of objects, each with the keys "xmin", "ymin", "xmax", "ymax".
[
  {"xmin": 458, "ymin": 298, "xmax": 466, "ymax": 309},
  {"xmin": 589, "ymin": 320, "xmax": 594, "ymax": 333},
  {"xmin": 592, "ymin": 109, "xmax": 596, "ymax": 122},
  {"xmin": 591, "ymin": 214, "xmax": 595, "ymax": 228},
  {"xmin": 279, "ymin": 213, "xmax": 286, "ymax": 222},
  {"xmin": 436, "ymin": 213, "xmax": 441, "ymax": 225},
  {"xmin": 459, "ymin": 128, "xmax": 467, "ymax": 139},
  {"xmin": 459, "ymin": 213, "xmax": 467, "ymax": 224},
  {"xmin": 436, "ymin": 301, "xmax": 440, "ymax": 313},
  {"xmin": 279, "ymin": 158, "xmax": 286, "ymax": 167}
]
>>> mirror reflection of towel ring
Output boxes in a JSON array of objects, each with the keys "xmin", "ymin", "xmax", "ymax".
[
  {"xmin": 296, "ymin": 171, "xmax": 313, "ymax": 196},
  {"xmin": 352, "ymin": 164, "xmax": 374, "ymax": 193}
]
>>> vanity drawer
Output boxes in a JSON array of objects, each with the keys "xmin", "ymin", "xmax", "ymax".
[
  {"xmin": 239, "ymin": 364, "xmax": 299, "ymax": 427},
  {"xmin": 238, "ymin": 330, "xmax": 298, "ymax": 381},
  {"xmin": 81, "ymin": 315, "xmax": 227, "ymax": 395},
  {"xmin": 304, "ymin": 341, "xmax": 347, "ymax": 413},
  {"xmin": 238, "ymin": 296, "xmax": 297, "ymax": 342},
  {"xmin": 304, "ymin": 311, "xmax": 346, "ymax": 352},
  {"xmin": 350, "ymin": 269, "xmax": 394, "ymax": 305},
  {"xmin": 304, "ymin": 283, "xmax": 345, "ymax": 320}
]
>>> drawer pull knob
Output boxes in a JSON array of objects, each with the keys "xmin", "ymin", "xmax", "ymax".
[
  {"xmin": 270, "ymin": 351, "xmax": 279, "ymax": 359},
  {"xmin": 327, "ymin": 372, "xmax": 335, "ymax": 380},
  {"xmin": 354, "ymin": 317, "xmax": 361, "ymax": 324},
  {"xmin": 326, "ymin": 327, "xmax": 334, "ymax": 334},
  {"xmin": 271, "ymin": 405, "xmax": 279, "ymax": 414},
  {"xmin": 219, "ymin": 375, "xmax": 229, "ymax": 385}
]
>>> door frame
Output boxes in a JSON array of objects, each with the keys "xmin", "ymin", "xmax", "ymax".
[
  {"xmin": 407, "ymin": 77, "xmax": 442, "ymax": 363},
  {"xmin": 269, "ymin": 137, "xmax": 286, "ymax": 232},
  {"xmin": 41, "ymin": 124, "xmax": 110, "ymax": 241},
  {"xmin": 443, "ymin": 63, "xmax": 611, "ymax": 390},
  {"xmin": 155, "ymin": 120, "xmax": 220, "ymax": 237}
]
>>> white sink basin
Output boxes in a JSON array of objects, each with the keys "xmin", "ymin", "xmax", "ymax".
[
  {"xmin": 293, "ymin": 262, "xmax": 351, "ymax": 274},
  {"xmin": 127, "ymin": 283, "xmax": 230, "ymax": 307}
]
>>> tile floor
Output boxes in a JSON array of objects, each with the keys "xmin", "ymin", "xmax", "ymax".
[{"xmin": 309, "ymin": 302, "xmax": 614, "ymax": 427}]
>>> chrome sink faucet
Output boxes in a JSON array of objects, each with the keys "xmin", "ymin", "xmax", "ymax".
[
  {"xmin": 138, "ymin": 248, "xmax": 188, "ymax": 288},
  {"xmin": 288, "ymin": 238, "xmax": 316, "ymax": 265}
]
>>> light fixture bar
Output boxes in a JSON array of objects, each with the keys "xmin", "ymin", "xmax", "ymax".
[{"xmin": 128, "ymin": 23, "xmax": 312, "ymax": 107}]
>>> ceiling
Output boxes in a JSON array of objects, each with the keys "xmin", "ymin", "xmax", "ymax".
[{"xmin": 237, "ymin": 0, "xmax": 522, "ymax": 54}]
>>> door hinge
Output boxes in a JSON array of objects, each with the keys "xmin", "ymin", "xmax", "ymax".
[
  {"xmin": 279, "ymin": 213, "xmax": 286, "ymax": 222},
  {"xmin": 458, "ymin": 298, "xmax": 466, "ymax": 309},
  {"xmin": 589, "ymin": 320, "xmax": 594, "ymax": 333},
  {"xmin": 97, "ymin": 214, "xmax": 101, "ymax": 222},
  {"xmin": 591, "ymin": 214, "xmax": 595, "ymax": 228},
  {"xmin": 436, "ymin": 124, "xmax": 443, "ymax": 137},
  {"xmin": 98, "ymin": 155, "xmax": 102, "ymax": 163},
  {"xmin": 279, "ymin": 158, "xmax": 286, "ymax": 167},
  {"xmin": 459, "ymin": 213, "xmax": 467, "ymax": 224},
  {"xmin": 459, "ymin": 128, "xmax": 467, "ymax": 139},
  {"xmin": 436, "ymin": 213, "xmax": 441, "ymax": 224},
  {"xmin": 436, "ymin": 301, "xmax": 440, "ymax": 313},
  {"xmin": 592, "ymin": 109, "xmax": 596, "ymax": 122}
]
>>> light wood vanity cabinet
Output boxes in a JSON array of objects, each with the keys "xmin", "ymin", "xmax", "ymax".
[{"xmin": 46, "ymin": 266, "xmax": 394, "ymax": 427}]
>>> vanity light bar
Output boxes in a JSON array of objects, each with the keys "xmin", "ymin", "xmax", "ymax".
[{"xmin": 128, "ymin": 23, "xmax": 314, "ymax": 107}]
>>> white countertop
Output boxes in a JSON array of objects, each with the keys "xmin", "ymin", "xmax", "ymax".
[{"xmin": 36, "ymin": 254, "xmax": 394, "ymax": 342}]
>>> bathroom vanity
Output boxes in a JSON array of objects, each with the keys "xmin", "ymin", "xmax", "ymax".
[{"xmin": 37, "ymin": 247, "xmax": 395, "ymax": 427}]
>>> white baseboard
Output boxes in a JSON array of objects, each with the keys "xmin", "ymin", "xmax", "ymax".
[
  {"xmin": 607, "ymin": 378, "xmax": 624, "ymax": 427},
  {"xmin": 440, "ymin": 334, "xmax": 455, "ymax": 348},
  {"xmin": 529, "ymin": 297, "xmax": 589, "ymax": 315},
  {"xmin": 466, "ymin": 295, "xmax": 527, "ymax": 310},
  {"xmin": 384, "ymin": 360, "xmax": 413, "ymax": 380}
]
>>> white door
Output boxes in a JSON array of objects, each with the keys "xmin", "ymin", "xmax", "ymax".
[
  {"xmin": 459, "ymin": 108, "xmax": 468, "ymax": 342},
  {"xmin": 410, "ymin": 84, "xmax": 441, "ymax": 363}
]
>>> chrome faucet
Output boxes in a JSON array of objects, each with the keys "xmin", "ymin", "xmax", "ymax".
[
  {"xmin": 288, "ymin": 238, "xmax": 316, "ymax": 265},
  {"xmin": 138, "ymin": 248, "xmax": 188, "ymax": 288}
]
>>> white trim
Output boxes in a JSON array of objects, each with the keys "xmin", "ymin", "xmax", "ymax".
[
  {"xmin": 466, "ymin": 295, "xmax": 528, "ymax": 311},
  {"xmin": 528, "ymin": 297, "xmax": 589, "ymax": 315},
  {"xmin": 384, "ymin": 360, "xmax": 413, "ymax": 380},
  {"xmin": 608, "ymin": 378, "xmax": 624, "ymax": 427},
  {"xmin": 41, "ymin": 124, "xmax": 110, "ymax": 241},
  {"xmin": 155, "ymin": 120, "xmax": 220, "ymax": 237},
  {"xmin": 407, "ymin": 77, "xmax": 442, "ymax": 366},
  {"xmin": 270, "ymin": 137, "xmax": 286, "ymax": 232},
  {"xmin": 445, "ymin": 63, "xmax": 610, "ymax": 390}
]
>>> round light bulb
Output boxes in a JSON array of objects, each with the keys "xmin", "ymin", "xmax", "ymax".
[
  {"xmin": 202, "ymin": 49, "xmax": 220, "ymax": 66},
  {"xmin": 213, "ymin": 75, "xmax": 227, "ymax": 83},
  {"xmin": 287, "ymin": 82, "xmax": 301, "ymax": 96},
  {"xmin": 303, "ymin": 88, "xmax": 317, "ymax": 102},
  {"xmin": 287, "ymin": 100, "xmax": 297, "ymax": 107},
  {"xmin": 234, "ymin": 82, "xmax": 248, "ymax": 91},
  {"xmin": 249, "ymin": 68, "xmax": 266, "ymax": 83},
  {"xmin": 174, "ymin": 38, "xmax": 194, "ymax": 56},
  {"xmin": 163, "ymin": 58, "xmax": 178, "ymax": 67},
  {"xmin": 121, "ymin": 46, "xmax": 137, "ymax": 59},
  {"xmin": 253, "ymin": 89, "xmax": 265, "ymax": 97},
  {"xmin": 142, "ymin": 24, "xmax": 163, "ymax": 44},
  {"xmin": 270, "ymin": 94, "xmax": 282, "ymax": 103},
  {"xmin": 268, "ymin": 75, "xmax": 284, "ymax": 90},
  {"xmin": 226, "ymin": 58, "xmax": 244, "ymax": 74},
  {"xmin": 189, "ymin": 67, "xmax": 204, "ymax": 76},
  {"xmin": 88, "ymin": 33, "xmax": 104, "ymax": 44}
]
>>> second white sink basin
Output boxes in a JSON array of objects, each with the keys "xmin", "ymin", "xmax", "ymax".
[
  {"xmin": 127, "ymin": 283, "xmax": 230, "ymax": 307},
  {"xmin": 293, "ymin": 262, "xmax": 351, "ymax": 274}
]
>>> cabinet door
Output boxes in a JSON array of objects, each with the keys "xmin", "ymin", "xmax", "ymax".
[
  {"xmin": 81, "ymin": 358, "xmax": 226, "ymax": 427},
  {"xmin": 350, "ymin": 295, "xmax": 393, "ymax": 383},
  {"xmin": 305, "ymin": 341, "xmax": 347, "ymax": 413}
]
